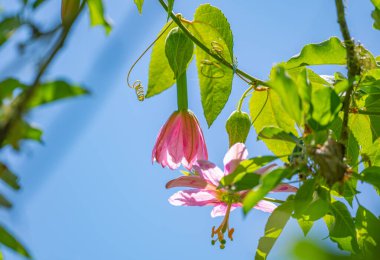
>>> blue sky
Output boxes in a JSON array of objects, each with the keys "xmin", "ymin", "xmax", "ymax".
[{"xmin": 1, "ymin": 0, "xmax": 380, "ymax": 259}]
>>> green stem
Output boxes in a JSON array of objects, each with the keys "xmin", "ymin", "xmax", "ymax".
[
  {"xmin": 262, "ymin": 197, "xmax": 285, "ymax": 204},
  {"xmin": 177, "ymin": 72, "xmax": 188, "ymax": 110},
  {"xmin": 335, "ymin": 0, "xmax": 361, "ymax": 149},
  {"xmin": 158, "ymin": 0, "xmax": 269, "ymax": 87},
  {"xmin": 236, "ymin": 85, "xmax": 254, "ymax": 111}
]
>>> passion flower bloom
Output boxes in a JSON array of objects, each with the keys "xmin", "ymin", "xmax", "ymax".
[
  {"xmin": 166, "ymin": 143, "xmax": 297, "ymax": 248},
  {"xmin": 152, "ymin": 110, "xmax": 208, "ymax": 170}
]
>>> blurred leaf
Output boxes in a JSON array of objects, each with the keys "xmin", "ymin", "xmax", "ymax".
[
  {"xmin": 255, "ymin": 199, "xmax": 294, "ymax": 260},
  {"xmin": 189, "ymin": 4, "xmax": 234, "ymax": 126},
  {"xmin": 297, "ymin": 218, "xmax": 313, "ymax": 236},
  {"xmin": 258, "ymin": 127, "xmax": 298, "ymax": 144},
  {"xmin": 0, "ymin": 224, "xmax": 31, "ymax": 258},
  {"xmin": 225, "ymin": 110, "xmax": 251, "ymax": 147},
  {"xmin": 269, "ymin": 65, "xmax": 303, "ymax": 124},
  {"xmin": 0, "ymin": 17, "xmax": 21, "ymax": 47},
  {"xmin": 220, "ymin": 155, "xmax": 277, "ymax": 189},
  {"xmin": 243, "ymin": 168, "xmax": 292, "ymax": 214},
  {"xmin": 27, "ymin": 80, "xmax": 89, "ymax": 109},
  {"xmin": 324, "ymin": 201, "xmax": 359, "ymax": 253},
  {"xmin": 165, "ymin": 27, "xmax": 193, "ymax": 78},
  {"xmin": 0, "ymin": 194, "xmax": 12, "ymax": 209},
  {"xmin": 0, "ymin": 78, "xmax": 26, "ymax": 104},
  {"xmin": 285, "ymin": 37, "xmax": 346, "ymax": 69},
  {"xmin": 250, "ymin": 90, "xmax": 297, "ymax": 161},
  {"xmin": 3, "ymin": 120, "xmax": 42, "ymax": 150},
  {"xmin": 87, "ymin": 0, "xmax": 112, "ymax": 34},
  {"xmin": 356, "ymin": 205, "xmax": 380, "ymax": 257},
  {"xmin": 0, "ymin": 163, "xmax": 20, "ymax": 190},
  {"xmin": 360, "ymin": 166, "xmax": 380, "ymax": 193},
  {"xmin": 32, "ymin": 0, "xmax": 47, "ymax": 9},
  {"xmin": 134, "ymin": 0, "xmax": 144, "ymax": 13},
  {"xmin": 146, "ymin": 22, "xmax": 177, "ymax": 98},
  {"xmin": 293, "ymin": 240, "xmax": 351, "ymax": 260}
]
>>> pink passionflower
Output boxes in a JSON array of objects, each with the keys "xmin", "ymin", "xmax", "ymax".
[
  {"xmin": 166, "ymin": 143, "xmax": 297, "ymax": 248},
  {"xmin": 152, "ymin": 110, "xmax": 208, "ymax": 170}
]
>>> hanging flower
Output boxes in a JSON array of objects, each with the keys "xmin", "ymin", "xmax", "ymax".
[
  {"xmin": 152, "ymin": 110, "xmax": 208, "ymax": 170},
  {"xmin": 166, "ymin": 143, "xmax": 297, "ymax": 248}
]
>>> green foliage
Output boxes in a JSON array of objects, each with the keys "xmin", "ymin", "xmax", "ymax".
[
  {"xmin": 250, "ymin": 90, "xmax": 297, "ymax": 160},
  {"xmin": 355, "ymin": 205, "xmax": 380, "ymax": 258},
  {"xmin": 243, "ymin": 168, "xmax": 292, "ymax": 214},
  {"xmin": 325, "ymin": 201, "xmax": 359, "ymax": 253},
  {"xmin": 285, "ymin": 37, "xmax": 346, "ymax": 69},
  {"xmin": 255, "ymin": 199, "xmax": 294, "ymax": 260},
  {"xmin": 0, "ymin": 225, "xmax": 31, "ymax": 258},
  {"xmin": 371, "ymin": 0, "xmax": 380, "ymax": 30},
  {"xmin": 146, "ymin": 22, "xmax": 178, "ymax": 97},
  {"xmin": 0, "ymin": 17, "xmax": 21, "ymax": 47},
  {"xmin": 167, "ymin": 0, "xmax": 175, "ymax": 20},
  {"xmin": 0, "ymin": 163, "xmax": 20, "ymax": 190},
  {"xmin": 189, "ymin": 4, "xmax": 234, "ymax": 127},
  {"xmin": 87, "ymin": 0, "xmax": 112, "ymax": 34},
  {"xmin": 165, "ymin": 27, "xmax": 194, "ymax": 78},
  {"xmin": 3, "ymin": 120, "xmax": 43, "ymax": 150},
  {"xmin": 292, "ymin": 240, "xmax": 351, "ymax": 260},
  {"xmin": 363, "ymin": 138, "xmax": 380, "ymax": 166},
  {"xmin": 360, "ymin": 167, "xmax": 380, "ymax": 193},
  {"xmin": 0, "ymin": 194, "xmax": 12, "ymax": 209},
  {"xmin": 225, "ymin": 110, "xmax": 251, "ymax": 147},
  {"xmin": 258, "ymin": 127, "xmax": 299, "ymax": 144},
  {"xmin": 134, "ymin": 0, "xmax": 144, "ymax": 13}
]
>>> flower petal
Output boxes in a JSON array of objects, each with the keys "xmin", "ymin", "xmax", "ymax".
[
  {"xmin": 254, "ymin": 200, "xmax": 277, "ymax": 213},
  {"xmin": 166, "ymin": 176, "xmax": 209, "ymax": 189},
  {"xmin": 272, "ymin": 184, "xmax": 298, "ymax": 192},
  {"xmin": 211, "ymin": 203, "xmax": 240, "ymax": 218},
  {"xmin": 193, "ymin": 160, "xmax": 224, "ymax": 186},
  {"xmin": 168, "ymin": 189, "xmax": 218, "ymax": 206},
  {"xmin": 223, "ymin": 142, "xmax": 248, "ymax": 174},
  {"xmin": 255, "ymin": 163, "xmax": 277, "ymax": 175}
]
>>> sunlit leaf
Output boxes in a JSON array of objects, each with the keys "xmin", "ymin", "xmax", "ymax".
[
  {"xmin": 165, "ymin": 27, "xmax": 193, "ymax": 78},
  {"xmin": 134, "ymin": 0, "xmax": 144, "ymax": 13},
  {"xmin": 297, "ymin": 218, "xmax": 313, "ymax": 236},
  {"xmin": 255, "ymin": 199, "xmax": 294, "ymax": 260},
  {"xmin": 371, "ymin": 0, "xmax": 380, "ymax": 30},
  {"xmin": 348, "ymin": 114, "xmax": 372, "ymax": 153},
  {"xmin": 324, "ymin": 201, "xmax": 359, "ymax": 253},
  {"xmin": 363, "ymin": 138, "xmax": 380, "ymax": 167},
  {"xmin": 0, "ymin": 225, "xmax": 31, "ymax": 258},
  {"xmin": 243, "ymin": 168, "xmax": 292, "ymax": 214},
  {"xmin": 250, "ymin": 90, "xmax": 297, "ymax": 161},
  {"xmin": 87, "ymin": 0, "xmax": 112, "ymax": 34},
  {"xmin": 0, "ymin": 163, "xmax": 20, "ymax": 190},
  {"xmin": 285, "ymin": 37, "xmax": 346, "ymax": 69},
  {"xmin": 146, "ymin": 22, "xmax": 178, "ymax": 98},
  {"xmin": 189, "ymin": 4, "xmax": 234, "ymax": 126}
]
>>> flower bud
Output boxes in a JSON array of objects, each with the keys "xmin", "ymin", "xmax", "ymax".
[
  {"xmin": 61, "ymin": 0, "xmax": 80, "ymax": 27},
  {"xmin": 225, "ymin": 110, "xmax": 251, "ymax": 147}
]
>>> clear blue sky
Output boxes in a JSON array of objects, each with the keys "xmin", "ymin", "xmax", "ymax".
[{"xmin": 1, "ymin": 0, "xmax": 380, "ymax": 259}]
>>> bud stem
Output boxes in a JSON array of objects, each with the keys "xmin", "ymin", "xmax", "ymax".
[{"xmin": 177, "ymin": 71, "xmax": 188, "ymax": 110}]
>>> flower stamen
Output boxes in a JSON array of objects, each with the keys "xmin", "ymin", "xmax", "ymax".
[{"xmin": 210, "ymin": 203, "xmax": 235, "ymax": 249}]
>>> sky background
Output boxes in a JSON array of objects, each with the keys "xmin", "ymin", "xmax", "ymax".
[{"xmin": 1, "ymin": 0, "xmax": 380, "ymax": 259}]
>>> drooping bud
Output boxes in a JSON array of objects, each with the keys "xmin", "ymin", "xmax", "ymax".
[
  {"xmin": 61, "ymin": 0, "xmax": 80, "ymax": 27},
  {"xmin": 225, "ymin": 110, "xmax": 251, "ymax": 147}
]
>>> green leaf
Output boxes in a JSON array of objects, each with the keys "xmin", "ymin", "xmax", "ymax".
[
  {"xmin": 255, "ymin": 199, "xmax": 294, "ymax": 260},
  {"xmin": 189, "ymin": 4, "xmax": 234, "ymax": 126},
  {"xmin": 292, "ymin": 240, "xmax": 351, "ymax": 260},
  {"xmin": 348, "ymin": 114, "xmax": 372, "ymax": 153},
  {"xmin": 27, "ymin": 80, "xmax": 89, "ymax": 109},
  {"xmin": 243, "ymin": 168, "xmax": 291, "ymax": 214},
  {"xmin": 258, "ymin": 127, "xmax": 298, "ymax": 144},
  {"xmin": 250, "ymin": 90, "xmax": 297, "ymax": 161},
  {"xmin": 146, "ymin": 22, "xmax": 178, "ymax": 98},
  {"xmin": 285, "ymin": 37, "xmax": 346, "ymax": 69},
  {"xmin": 269, "ymin": 65, "xmax": 303, "ymax": 124},
  {"xmin": 220, "ymin": 155, "xmax": 277, "ymax": 189},
  {"xmin": 360, "ymin": 166, "xmax": 380, "ymax": 193},
  {"xmin": 0, "ymin": 194, "xmax": 12, "ymax": 209},
  {"xmin": 0, "ymin": 78, "xmax": 26, "ymax": 104},
  {"xmin": 297, "ymin": 218, "xmax": 313, "ymax": 236},
  {"xmin": 355, "ymin": 205, "xmax": 380, "ymax": 257},
  {"xmin": 0, "ymin": 17, "xmax": 21, "ymax": 46},
  {"xmin": 325, "ymin": 201, "xmax": 359, "ymax": 253},
  {"xmin": 167, "ymin": 0, "xmax": 174, "ymax": 20},
  {"xmin": 363, "ymin": 138, "xmax": 380, "ymax": 167},
  {"xmin": 0, "ymin": 163, "xmax": 20, "ymax": 190},
  {"xmin": 87, "ymin": 0, "xmax": 112, "ymax": 34},
  {"xmin": 134, "ymin": 0, "xmax": 144, "ymax": 13},
  {"xmin": 225, "ymin": 110, "xmax": 251, "ymax": 147},
  {"xmin": 0, "ymin": 224, "xmax": 31, "ymax": 258},
  {"xmin": 371, "ymin": 0, "xmax": 380, "ymax": 30},
  {"xmin": 165, "ymin": 27, "xmax": 193, "ymax": 78},
  {"xmin": 3, "ymin": 120, "xmax": 43, "ymax": 150}
]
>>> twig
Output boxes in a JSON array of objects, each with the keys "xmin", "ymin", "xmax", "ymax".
[{"xmin": 0, "ymin": 3, "xmax": 86, "ymax": 145}]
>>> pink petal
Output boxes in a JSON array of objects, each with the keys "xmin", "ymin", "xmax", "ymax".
[
  {"xmin": 165, "ymin": 176, "xmax": 209, "ymax": 189},
  {"xmin": 272, "ymin": 184, "xmax": 298, "ymax": 192},
  {"xmin": 254, "ymin": 200, "xmax": 277, "ymax": 213},
  {"xmin": 211, "ymin": 203, "xmax": 240, "ymax": 218},
  {"xmin": 193, "ymin": 160, "xmax": 224, "ymax": 186},
  {"xmin": 223, "ymin": 143, "xmax": 248, "ymax": 174},
  {"xmin": 255, "ymin": 163, "xmax": 277, "ymax": 175},
  {"xmin": 168, "ymin": 189, "xmax": 218, "ymax": 206}
]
